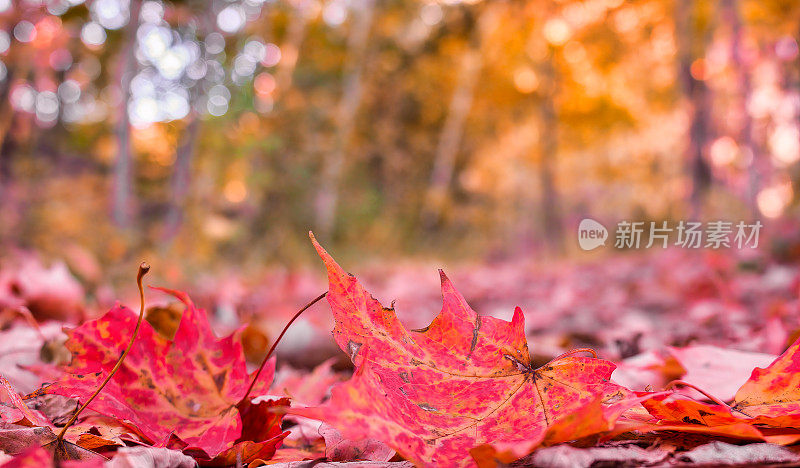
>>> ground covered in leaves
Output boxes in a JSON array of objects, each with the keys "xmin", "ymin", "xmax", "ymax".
[{"xmin": 3, "ymin": 236, "xmax": 800, "ymax": 467}]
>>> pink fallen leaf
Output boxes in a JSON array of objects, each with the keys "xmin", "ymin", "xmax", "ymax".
[{"xmin": 667, "ymin": 345, "xmax": 776, "ymax": 402}]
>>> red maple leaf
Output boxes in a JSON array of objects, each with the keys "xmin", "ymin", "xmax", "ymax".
[
  {"xmin": 41, "ymin": 288, "xmax": 287, "ymax": 460},
  {"xmin": 293, "ymin": 234, "xmax": 639, "ymax": 466}
]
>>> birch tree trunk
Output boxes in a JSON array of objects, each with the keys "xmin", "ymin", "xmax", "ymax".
[
  {"xmin": 420, "ymin": 6, "xmax": 503, "ymax": 229},
  {"xmin": 161, "ymin": 5, "xmax": 215, "ymax": 243},
  {"xmin": 314, "ymin": 0, "xmax": 376, "ymax": 237},
  {"xmin": 419, "ymin": 46, "xmax": 482, "ymax": 229},
  {"xmin": 113, "ymin": 0, "xmax": 143, "ymax": 228}
]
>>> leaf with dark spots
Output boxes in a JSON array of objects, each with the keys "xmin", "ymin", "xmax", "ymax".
[
  {"xmin": 641, "ymin": 393, "xmax": 744, "ymax": 428},
  {"xmin": 291, "ymin": 235, "xmax": 640, "ymax": 467},
  {"xmin": 39, "ymin": 288, "xmax": 282, "ymax": 459},
  {"xmin": 731, "ymin": 336, "xmax": 800, "ymax": 426}
]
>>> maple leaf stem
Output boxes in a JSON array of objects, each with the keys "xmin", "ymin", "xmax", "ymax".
[
  {"xmin": 56, "ymin": 262, "xmax": 150, "ymax": 441},
  {"xmin": 665, "ymin": 380, "xmax": 730, "ymax": 407},
  {"xmin": 239, "ymin": 291, "xmax": 328, "ymax": 405},
  {"xmin": 548, "ymin": 347, "xmax": 598, "ymax": 363}
]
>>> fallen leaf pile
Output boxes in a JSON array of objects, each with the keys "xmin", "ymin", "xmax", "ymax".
[{"xmin": 2, "ymin": 236, "xmax": 800, "ymax": 467}]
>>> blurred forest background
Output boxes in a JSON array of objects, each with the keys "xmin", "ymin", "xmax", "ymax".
[{"xmin": 0, "ymin": 0, "xmax": 799, "ymax": 285}]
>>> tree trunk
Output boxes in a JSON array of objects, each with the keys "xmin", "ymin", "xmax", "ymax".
[
  {"xmin": 275, "ymin": 1, "xmax": 312, "ymax": 94},
  {"xmin": 113, "ymin": 0, "xmax": 143, "ymax": 229},
  {"xmin": 723, "ymin": 0, "xmax": 757, "ymax": 214},
  {"xmin": 537, "ymin": 45, "xmax": 563, "ymax": 251},
  {"xmin": 0, "ymin": 66, "xmax": 16, "ymax": 186},
  {"xmin": 675, "ymin": 0, "xmax": 712, "ymax": 218},
  {"xmin": 314, "ymin": 0, "xmax": 376, "ymax": 237},
  {"xmin": 419, "ymin": 46, "xmax": 482, "ymax": 229},
  {"xmin": 419, "ymin": 6, "xmax": 505, "ymax": 229},
  {"xmin": 162, "ymin": 115, "xmax": 201, "ymax": 243}
]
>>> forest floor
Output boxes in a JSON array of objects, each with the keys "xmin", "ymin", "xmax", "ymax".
[{"xmin": 2, "ymin": 243, "xmax": 800, "ymax": 467}]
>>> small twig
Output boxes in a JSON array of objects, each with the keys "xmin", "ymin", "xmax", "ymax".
[
  {"xmin": 56, "ymin": 262, "xmax": 150, "ymax": 441},
  {"xmin": 239, "ymin": 291, "xmax": 327, "ymax": 405},
  {"xmin": 665, "ymin": 380, "xmax": 729, "ymax": 407},
  {"xmin": 549, "ymin": 347, "xmax": 598, "ymax": 362}
]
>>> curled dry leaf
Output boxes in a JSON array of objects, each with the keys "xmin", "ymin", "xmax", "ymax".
[{"xmin": 292, "ymin": 235, "xmax": 640, "ymax": 466}]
